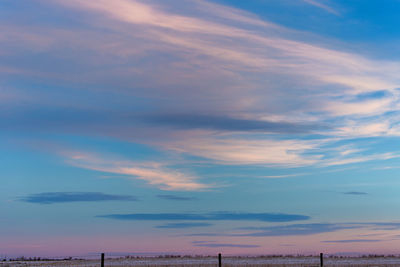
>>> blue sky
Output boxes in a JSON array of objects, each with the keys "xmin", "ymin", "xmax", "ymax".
[{"xmin": 2, "ymin": 0, "xmax": 400, "ymax": 257}]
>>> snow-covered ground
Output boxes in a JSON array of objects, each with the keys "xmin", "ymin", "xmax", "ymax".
[{"xmin": 2, "ymin": 256, "xmax": 400, "ymax": 266}]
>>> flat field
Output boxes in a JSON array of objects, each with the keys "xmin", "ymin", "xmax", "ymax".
[{"xmin": 2, "ymin": 256, "xmax": 400, "ymax": 267}]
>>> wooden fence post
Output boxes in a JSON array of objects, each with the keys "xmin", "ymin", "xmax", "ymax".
[
  {"xmin": 320, "ymin": 253, "xmax": 323, "ymax": 267},
  {"xmin": 218, "ymin": 253, "xmax": 222, "ymax": 267},
  {"xmin": 101, "ymin": 253, "xmax": 104, "ymax": 267}
]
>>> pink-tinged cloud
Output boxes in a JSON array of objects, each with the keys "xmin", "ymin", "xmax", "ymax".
[
  {"xmin": 2, "ymin": 0, "xmax": 400, "ymax": 170},
  {"xmin": 162, "ymin": 137, "xmax": 322, "ymax": 166},
  {"xmin": 52, "ymin": 0, "xmax": 400, "ymax": 94},
  {"xmin": 64, "ymin": 151, "xmax": 209, "ymax": 191}
]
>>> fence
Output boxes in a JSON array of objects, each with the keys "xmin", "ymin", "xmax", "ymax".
[{"xmin": 100, "ymin": 252, "xmax": 325, "ymax": 267}]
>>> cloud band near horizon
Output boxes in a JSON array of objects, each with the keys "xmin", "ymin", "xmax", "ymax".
[{"xmin": 97, "ymin": 212, "xmax": 310, "ymax": 222}]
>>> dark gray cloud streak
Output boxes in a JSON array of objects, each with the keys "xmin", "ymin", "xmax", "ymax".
[
  {"xmin": 157, "ymin": 194, "xmax": 196, "ymax": 201},
  {"xmin": 156, "ymin": 223, "xmax": 213, "ymax": 229},
  {"xmin": 369, "ymin": 222, "xmax": 400, "ymax": 230},
  {"xmin": 235, "ymin": 223, "xmax": 356, "ymax": 236},
  {"xmin": 97, "ymin": 212, "xmax": 310, "ymax": 222},
  {"xmin": 322, "ymin": 239, "xmax": 381, "ymax": 243},
  {"xmin": 187, "ymin": 222, "xmax": 400, "ymax": 237},
  {"xmin": 143, "ymin": 114, "xmax": 326, "ymax": 133},
  {"xmin": 20, "ymin": 192, "xmax": 138, "ymax": 204},
  {"xmin": 343, "ymin": 191, "xmax": 368, "ymax": 195},
  {"xmin": 0, "ymin": 108, "xmax": 326, "ymax": 135},
  {"xmin": 241, "ymin": 222, "xmax": 400, "ymax": 236}
]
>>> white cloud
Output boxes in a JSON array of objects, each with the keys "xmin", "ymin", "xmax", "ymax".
[
  {"xmin": 302, "ymin": 0, "xmax": 339, "ymax": 15},
  {"xmin": 53, "ymin": 0, "xmax": 400, "ymax": 95},
  {"xmin": 161, "ymin": 137, "xmax": 323, "ymax": 166},
  {"xmin": 336, "ymin": 121, "xmax": 390, "ymax": 137},
  {"xmin": 323, "ymin": 152, "xmax": 400, "ymax": 167},
  {"xmin": 64, "ymin": 151, "xmax": 209, "ymax": 191},
  {"xmin": 4, "ymin": 0, "xmax": 400, "ymax": 170},
  {"xmin": 323, "ymin": 98, "xmax": 395, "ymax": 117}
]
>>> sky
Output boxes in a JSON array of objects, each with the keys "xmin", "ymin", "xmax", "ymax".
[{"xmin": 2, "ymin": 0, "xmax": 400, "ymax": 258}]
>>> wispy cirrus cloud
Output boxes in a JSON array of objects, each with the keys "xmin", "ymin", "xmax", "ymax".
[
  {"xmin": 3, "ymin": 0, "xmax": 400, "ymax": 173},
  {"xmin": 162, "ymin": 137, "xmax": 323, "ymax": 166},
  {"xmin": 19, "ymin": 192, "xmax": 138, "ymax": 204},
  {"xmin": 302, "ymin": 0, "xmax": 339, "ymax": 15},
  {"xmin": 46, "ymin": 1, "xmax": 400, "ymax": 170},
  {"xmin": 63, "ymin": 151, "xmax": 208, "ymax": 191},
  {"xmin": 46, "ymin": 0, "xmax": 400, "ymax": 100},
  {"xmin": 323, "ymin": 152, "xmax": 400, "ymax": 167}
]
